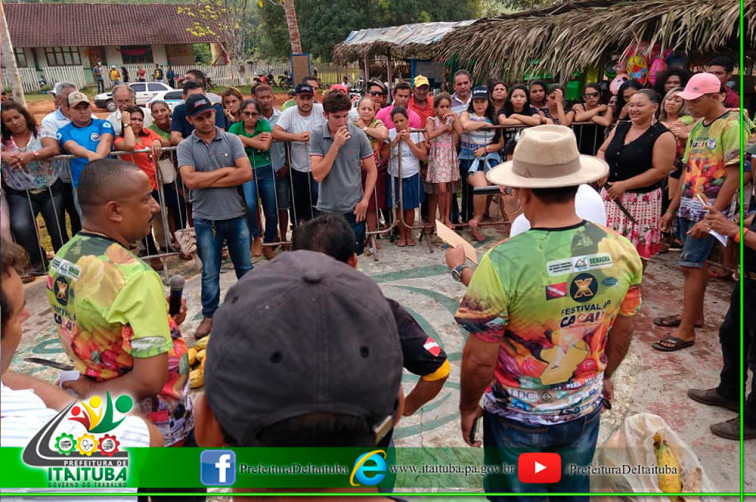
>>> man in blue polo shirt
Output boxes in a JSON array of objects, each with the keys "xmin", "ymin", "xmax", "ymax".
[
  {"xmin": 169, "ymin": 81, "xmax": 225, "ymax": 146},
  {"xmin": 56, "ymin": 92, "xmax": 114, "ymax": 192}
]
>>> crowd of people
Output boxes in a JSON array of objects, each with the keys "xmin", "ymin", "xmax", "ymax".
[
  {"xmin": 0, "ymin": 52, "xmax": 752, "ymax": 500},
  {"xmin": 92, "ymin": 61, "xmax": 175, "ymax": 92}
]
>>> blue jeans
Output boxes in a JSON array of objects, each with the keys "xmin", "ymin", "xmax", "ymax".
[
  {"xmin": 243, "ymin": 165, "xmax": 278, "ymax": 243},
  {"xmin": 483, "ymin": 407, "xmax": 601, "ymax": 502},
  {"xmin": 194, "ymin": 216, "xmax": 252, "ymax": 318},
  {"xmin": 343, "ymin": 211, "xmax": 366, "ymax": 255}
]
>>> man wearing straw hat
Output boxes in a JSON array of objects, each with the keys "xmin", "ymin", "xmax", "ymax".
[{"xmin": 447, "ymin": 125, "xmax": 643, "ymax": 498}]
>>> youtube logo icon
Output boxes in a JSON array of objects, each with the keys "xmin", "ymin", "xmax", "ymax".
[{"xmin": 518, "ymin": 453, "xmax": 561, "ymax": 483}]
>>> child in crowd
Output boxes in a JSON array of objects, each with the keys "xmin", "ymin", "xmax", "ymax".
[
  {"xmin": 388, "ymin": 107, "xmax": 427, "ymax": 247},
  {"xmin": 425, "ymin": 93, "xmax": 462, "ymax": 229}
]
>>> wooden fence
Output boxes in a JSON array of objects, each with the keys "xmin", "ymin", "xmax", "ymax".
[{"xmin": 2, "ymin": 66, "xmax": 87, "ymax": 93}]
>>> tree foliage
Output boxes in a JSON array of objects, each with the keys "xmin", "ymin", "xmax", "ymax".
[
  {"xmin": 177, "ymin": 0, "xmax": 252, "ymax": 62},
  {"xmin": 257, "ymin": 0, "xmax": 483, "ymax": 60}
]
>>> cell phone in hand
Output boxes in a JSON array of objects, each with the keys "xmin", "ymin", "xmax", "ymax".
[{"xmin": 470, "ymin": 417, "xmax": 481, "ymax": 444}]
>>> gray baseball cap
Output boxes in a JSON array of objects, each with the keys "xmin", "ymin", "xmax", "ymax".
[{"xmin": 204, "ymin": 250, "xmax": 403, "ymax": 446}]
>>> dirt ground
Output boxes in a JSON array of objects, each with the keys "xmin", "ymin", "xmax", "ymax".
[{"xmin": 27, "ymin": 90, "xmax": 293, "ymax": 123}]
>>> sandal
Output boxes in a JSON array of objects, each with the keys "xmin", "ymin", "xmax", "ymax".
[
  {"xmin": 406, "ymin": 237, "xmax": 416, "ymax": 246},
  {"xmin": 396, "ymin": 238, "xmax": 407, "ymax": 247},
  {"xmin": 653, "ymin": 314, "xmax": 703, "ymax": 329},
  {"xmin": 652, "ymin": 334, "xmax": 695, "ymax": 352}
]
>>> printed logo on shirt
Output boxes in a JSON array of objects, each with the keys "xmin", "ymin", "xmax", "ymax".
[
  {"xmin": 22, "ymin": 392, "xmax": 135, "ymax": 488},
  {"xmin": 90, "ymin": 132, "xmax": 101, "ymax": 142},
  {"xmin": 545, "ymin": 282, "xmax": 568, "ymax": 300},
  {"xmin": 572, "ymin": 253, "xmax": 613, "ymax": 272},
  {"xmin": 423, "ymin": 337, "xmax": 442, "ymax": 357},
  {"xmin": 546, "ymin": 258, "xmax": 573, "ymax": 276},
  {"xmin": 51, "ymin": 257, "xmax": 82, "ymax": 281},
  {"xmin": 602, "ymin": 277, "xmax": 619, "ymax": 287},
  {"xmin": 53, "ymin": 276, "xmax": 71, "ymax": 306},
  {"xmin": 570, "ymin": 273, "xmax": 598, "ymax": 303},
  {"xmin": 706, "ymin": 137, "xmax": 717, "ymax": 150}
]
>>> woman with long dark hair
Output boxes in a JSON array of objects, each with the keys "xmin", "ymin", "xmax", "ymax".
[
  {"xmin": 597, "ymin": 89, "xmax": 675, "ymax": 268},
  {"xmin": 614, "ymin": 79, "xmax": 644, "ymax": 123},
  {"xmin": 0, "ymin": 101, "xmax": 65, "ymax": 277},
  {"xmin": 539, "ymin": 84, "xmax": 574, "ymax": 126},
  {"xmin": 459, "ymin": 87, "xmax": 503, "ymax": 241},
  {"xmin": 572, "ymin": 82, "xmax": 614, "ymax": 155},
  {"xmin": 528, "ymin": 80, "xmax": 548, "ymax": 112},
  {"xmin": 490, "ymin": 81, "xmax": 508, "ymax": 113}
]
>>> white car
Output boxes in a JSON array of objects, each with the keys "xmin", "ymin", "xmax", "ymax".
[
  {"xmin": 94, "ymin": 82, "xmax": 174, "ymax": 112},
  {"xmin": 146, "ymin": 90, "xmax": 184, "ymax": 111}
]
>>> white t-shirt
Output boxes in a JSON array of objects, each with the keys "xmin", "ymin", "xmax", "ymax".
[
  {"xmin": 1, "ymin": 383, "xmax": 150, "ymax": 501},
  {"xmin": 276, "ymin": 104, "xmax": 326, "ymax": 173},
  {"xmin": 509, "ymin": 184, "xmax": 607, "ymax": 237},
  {"xmin": 107, "ymin": 108, "xmax": 153, "ymax": 137},
  {"xmin": 388, "ymin": 129, "xmax": 425, "ymax": 179}
]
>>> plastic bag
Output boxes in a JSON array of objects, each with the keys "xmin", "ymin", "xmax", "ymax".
[{"xmin": 596, "ymin": 413, "xmax": 717, "ymax": 501}]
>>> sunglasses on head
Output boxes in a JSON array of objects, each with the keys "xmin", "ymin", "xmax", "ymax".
[{"xmin": 584, "ymin": 92, "xmax": 600, "ymax": 98}]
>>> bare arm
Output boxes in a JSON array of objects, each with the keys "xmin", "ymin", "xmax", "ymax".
[
  {"xmin": 618, "ymin": 132, "xmax": 676, "ymax": 191},
  {"xmin": 425, "ymin": 116, "xmax": 445, "ymax": 141},
  {"xmin": 404, "ymin": 375, "xmax": 448, "ymax": 416},
  {"xmin": 2, "ymin": 371, "xmax": 76, "ymax": 411},
  {"xmin": 38, "ymin": 137, "xmax": 60, "ymax": 159},
  {"xmin": 572, "ymin": 104, "xmax": 600, "ymax": 123},
  {"xmin": 363, "ymin": 122, "xmax": 389, "ymax": 142},
  {"xmin": 170, "ymin": 131, "xmax": 184, "ymax": 146},
  {"xmin": 63, "ymin": 355, "xmax": 169, "ymax": 402},
  {"xmin": 95, "ymin": 133, "xmax": 114, "ymax": 158},
  {"xmin": 208, "ymin": 156, "xmax": 253, "ymax": 188},
  {"xmin": 603, "ymin": 314, "xmax": 634, "ymax": 378},
  {"xmin": 591, "ymin": 106, "xmax": 614, "ymax": 127},
  {"xmin": 459, "ymin": 335, "xmax": 498, "ymax": 412},
  {"xmin": 460, "ymin": 112, "xmax": 488, "ymax": 131},
  {"xmin": 120, "ymin": 124, "xmax": 137, "ymax": 151},
  {"xmin": 179, "ymin": 165, "xmax": 236, "ymax": 189},
  {"xmin": 596, "ymin": 126, "xmax": 617, "ymax": 162},
  {"xmin": 405, "ymin": 136, "xmax": 428, "ymax": 162},
  {"xmin": 238, "ymin": 133, "xmax": 272, "ymax": 151},
  {"xmin": 499, "ymin": 113, "xmax": 542, "ymax": 127},
  {"xmin": 64, "ymin": 140, "xmax": 102, "ymax": 161},
  {"xmin": 273, "ymin": 125, "xmax": 309, "ymax": 143},
  {"xmin": 712, "ymin": 165, "xmax": 741, "ymax": 213}
]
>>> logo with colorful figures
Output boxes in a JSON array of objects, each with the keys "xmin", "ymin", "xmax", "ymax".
[{"xmin": 23, "ymin": 392, "xmax": 135, "ymax": 488}]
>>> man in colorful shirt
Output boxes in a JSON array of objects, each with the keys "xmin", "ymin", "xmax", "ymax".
[
  {"xmin": 656, "ymin": 73, "xmax": 744, "ymax": 352},
  {"xmin": 447, "ymin": 125, "xmax": 642, "ymax": 499},
  {"xmin": 46, "ymin": 159, "xmax": 194, "ymax": 449}
]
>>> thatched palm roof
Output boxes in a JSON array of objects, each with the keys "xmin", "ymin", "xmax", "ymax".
[
  {"xmin": 333, "ymin": 21, "xmax": 474, "ymax": 63},
  {"xmin": 437, "ymin": 0, "xmax": 748, "ymax": 81}
]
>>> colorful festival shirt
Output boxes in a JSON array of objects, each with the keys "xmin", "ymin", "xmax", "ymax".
[
  {"xmin": 46, "ymin": 233, "xmax": 193, "ymax": 445},
  {"xmin": 679, "ymin": 110, "xmax": 743, "ymax": 221},
  {"xmin": 455, "ymin": 221, "xmax": 643, "ymax": 425}
]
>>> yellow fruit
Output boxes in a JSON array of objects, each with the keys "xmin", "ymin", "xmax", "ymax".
[
  {"xmin": 194, "ymin": 336, "xmax": 209, "ymax": 350},
  {"xmin": 196, "ymin": 349, "xmax": 205, "ymax": 362},
  {"xmin": 654, "ymin": 433, "xmax": 682, "ymax": 493},
  {"xmin": 189, "ymin": 367, "xmax": 204, "ymax": 389},
  {"xmin": 187, "ymin": 348, "xmax": 197, "ymax": 366}
]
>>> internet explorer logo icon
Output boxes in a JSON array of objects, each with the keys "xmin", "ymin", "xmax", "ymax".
[
  {"xmin": 350, "ymin": 450, "xmax": 387, "ymax": 486},
  {"xmin": 200, "ymin": 450, "xmax": 236, "ymax": 486}
]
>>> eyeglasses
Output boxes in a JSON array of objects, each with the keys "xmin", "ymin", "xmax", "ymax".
[
  {"xmin": 369, "ymin": 91, "xmax": 387, "ymax": 96},
  {"xmin": 242, "ymin": 112, "xmax": 259, "ymax": 117},
  {"xmin": 584, "ymin": 92, "xmax": 600, "ymax": 98}
]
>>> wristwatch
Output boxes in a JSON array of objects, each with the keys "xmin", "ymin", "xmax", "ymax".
[
  {"xmin": 362, "ymin": 126, "xmax": 368, "ymax": 133},
  {"xmin": 450, "ymin": 263, "xmax": 469, "ymax": 282},
  {"xmin": 32, "ymin": 151, "xmax": 40, "ymax": 160}
]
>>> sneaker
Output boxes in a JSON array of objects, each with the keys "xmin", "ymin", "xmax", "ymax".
[
  {"xmin": 194, "ymin": 317, "xmax": 213, "ymax": 339},
  {"xmin": 687, "ymin": 388, "xmax": 739, "ymax": 412},
  {"xmin": 251, "ymin": 237, "xmax": 263, "ymax": 257},
  {"xmin": 710, "ymin": 417, "xmax": 756, "ymax": 440}
]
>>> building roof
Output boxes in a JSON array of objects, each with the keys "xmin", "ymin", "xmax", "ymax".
[
  {"xmin": 5, "ymin": 3, "xmax": 218, "ymax": 48},
  {"xmin": 438, "ymin": 0, "xmax": 747, "ymax": 80},
  {"xmin": 333, "ymin": 20, "xmax": 474, "ymax": 62}
]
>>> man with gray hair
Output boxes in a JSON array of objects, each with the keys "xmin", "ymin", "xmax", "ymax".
[
  {"xmin": 106, "ymin": 83, "xmax": 152, "ymax": 136},
  {"xmin": 41, "ymin": 82, "xmax": 82, "ymax": 236}
]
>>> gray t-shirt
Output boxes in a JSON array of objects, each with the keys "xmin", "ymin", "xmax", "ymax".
[
  {"xmin": 275, "ymin": 104, "xmax": 326, "ymax": 173},
  {"xmin": 310, "ymin": 123, "xmax": 373, "ymax": 214},
  {"xmin": 176, "ymin": 127, "xmax": 247, "ymax": 221}
]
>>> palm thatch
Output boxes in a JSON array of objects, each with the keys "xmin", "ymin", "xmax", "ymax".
[
  {"xmin": 333, "ymin": 21, "xmax": 474, "ymax": 63},
  {"xmin": 437, "ymin": 0, "xmax": 749, "ymax": 81}
]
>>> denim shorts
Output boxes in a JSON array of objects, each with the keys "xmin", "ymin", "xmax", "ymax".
[{"xmin": 676, "ymin": 217, "xmax": 716, "ymax": 268}]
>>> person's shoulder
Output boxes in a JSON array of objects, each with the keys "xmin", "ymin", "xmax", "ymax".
[
  {"xmin": 310, "ymin": 124, "xmax": 326, "ymax": 142},
  {"xmin": 227, "ymin": 121, "xmax": 243, "ymax": 134}
]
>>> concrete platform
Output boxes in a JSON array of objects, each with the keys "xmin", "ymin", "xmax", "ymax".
[{"xmin": 9, "ymin": 223, "xmax": 745, "ymax": 497}]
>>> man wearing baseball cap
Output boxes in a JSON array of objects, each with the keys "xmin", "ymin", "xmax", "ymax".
[
  {"xmin": 409, "ymin": 75, "xmax": 434, "ymax": 126},
  {"xmin": 447, "ymin": 125, "xmax": 643, "ymax": 499},
  {"xmin": 273, "ymin": 83, "xmax": 326, "ymax": 224},
  {"xmin": 655, "ymin": 72, "xmax": 745, "ymax": 353},
  {"xmin": 194, "ymin": 250, "xmax": 403, "ymax": 497},
  {"xmin": 56, "ymin": 92, "xmax": 114, "ymax": 192},
  {"xmin": 177, "ymin": 93, "xmax": 254, "ymax": 339}
]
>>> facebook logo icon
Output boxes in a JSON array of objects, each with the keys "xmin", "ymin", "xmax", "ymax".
[{"xmin": 200, "ymin": 450, "xmax": 236, "ymax": 486}]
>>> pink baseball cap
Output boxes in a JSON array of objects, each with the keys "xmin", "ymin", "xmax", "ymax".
[
  {"xmin": 330, "ymin": 84, "xmax": 348, "ymax": 94},
  {"xmin": 677, "ymin": 73, "xmax": 722, "ymax": 100}
]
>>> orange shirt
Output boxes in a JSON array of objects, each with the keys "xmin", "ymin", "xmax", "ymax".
[{"xmin": 115, "ymin": 128, "xmax": 162, "ymax": 190}]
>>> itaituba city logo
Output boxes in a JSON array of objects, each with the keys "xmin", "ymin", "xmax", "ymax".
[{"xmin": 22, "ymin": 392, "xmax": 135, "ymax": 488}]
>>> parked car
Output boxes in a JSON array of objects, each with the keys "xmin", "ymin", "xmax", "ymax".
[
  {"xmin": 94, "ymin": 82, "xmax": 174, "ymax": 112},
  {"xmin": 146, "ymin": 90, "xmax": 184, "ymax": 111}
]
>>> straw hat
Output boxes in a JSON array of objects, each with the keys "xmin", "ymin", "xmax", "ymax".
[{"xmin": 486, "ymin": 125, "xmax": 608, "ymax": 188}]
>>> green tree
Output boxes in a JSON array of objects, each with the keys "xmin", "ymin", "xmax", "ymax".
[
  {"xmin": 257, "ymin": 0, "xmax": 483, "ymax": 60},
  {"xmin": 177, "ymin": 0, "xmax": 253, "ymax": 62}
]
